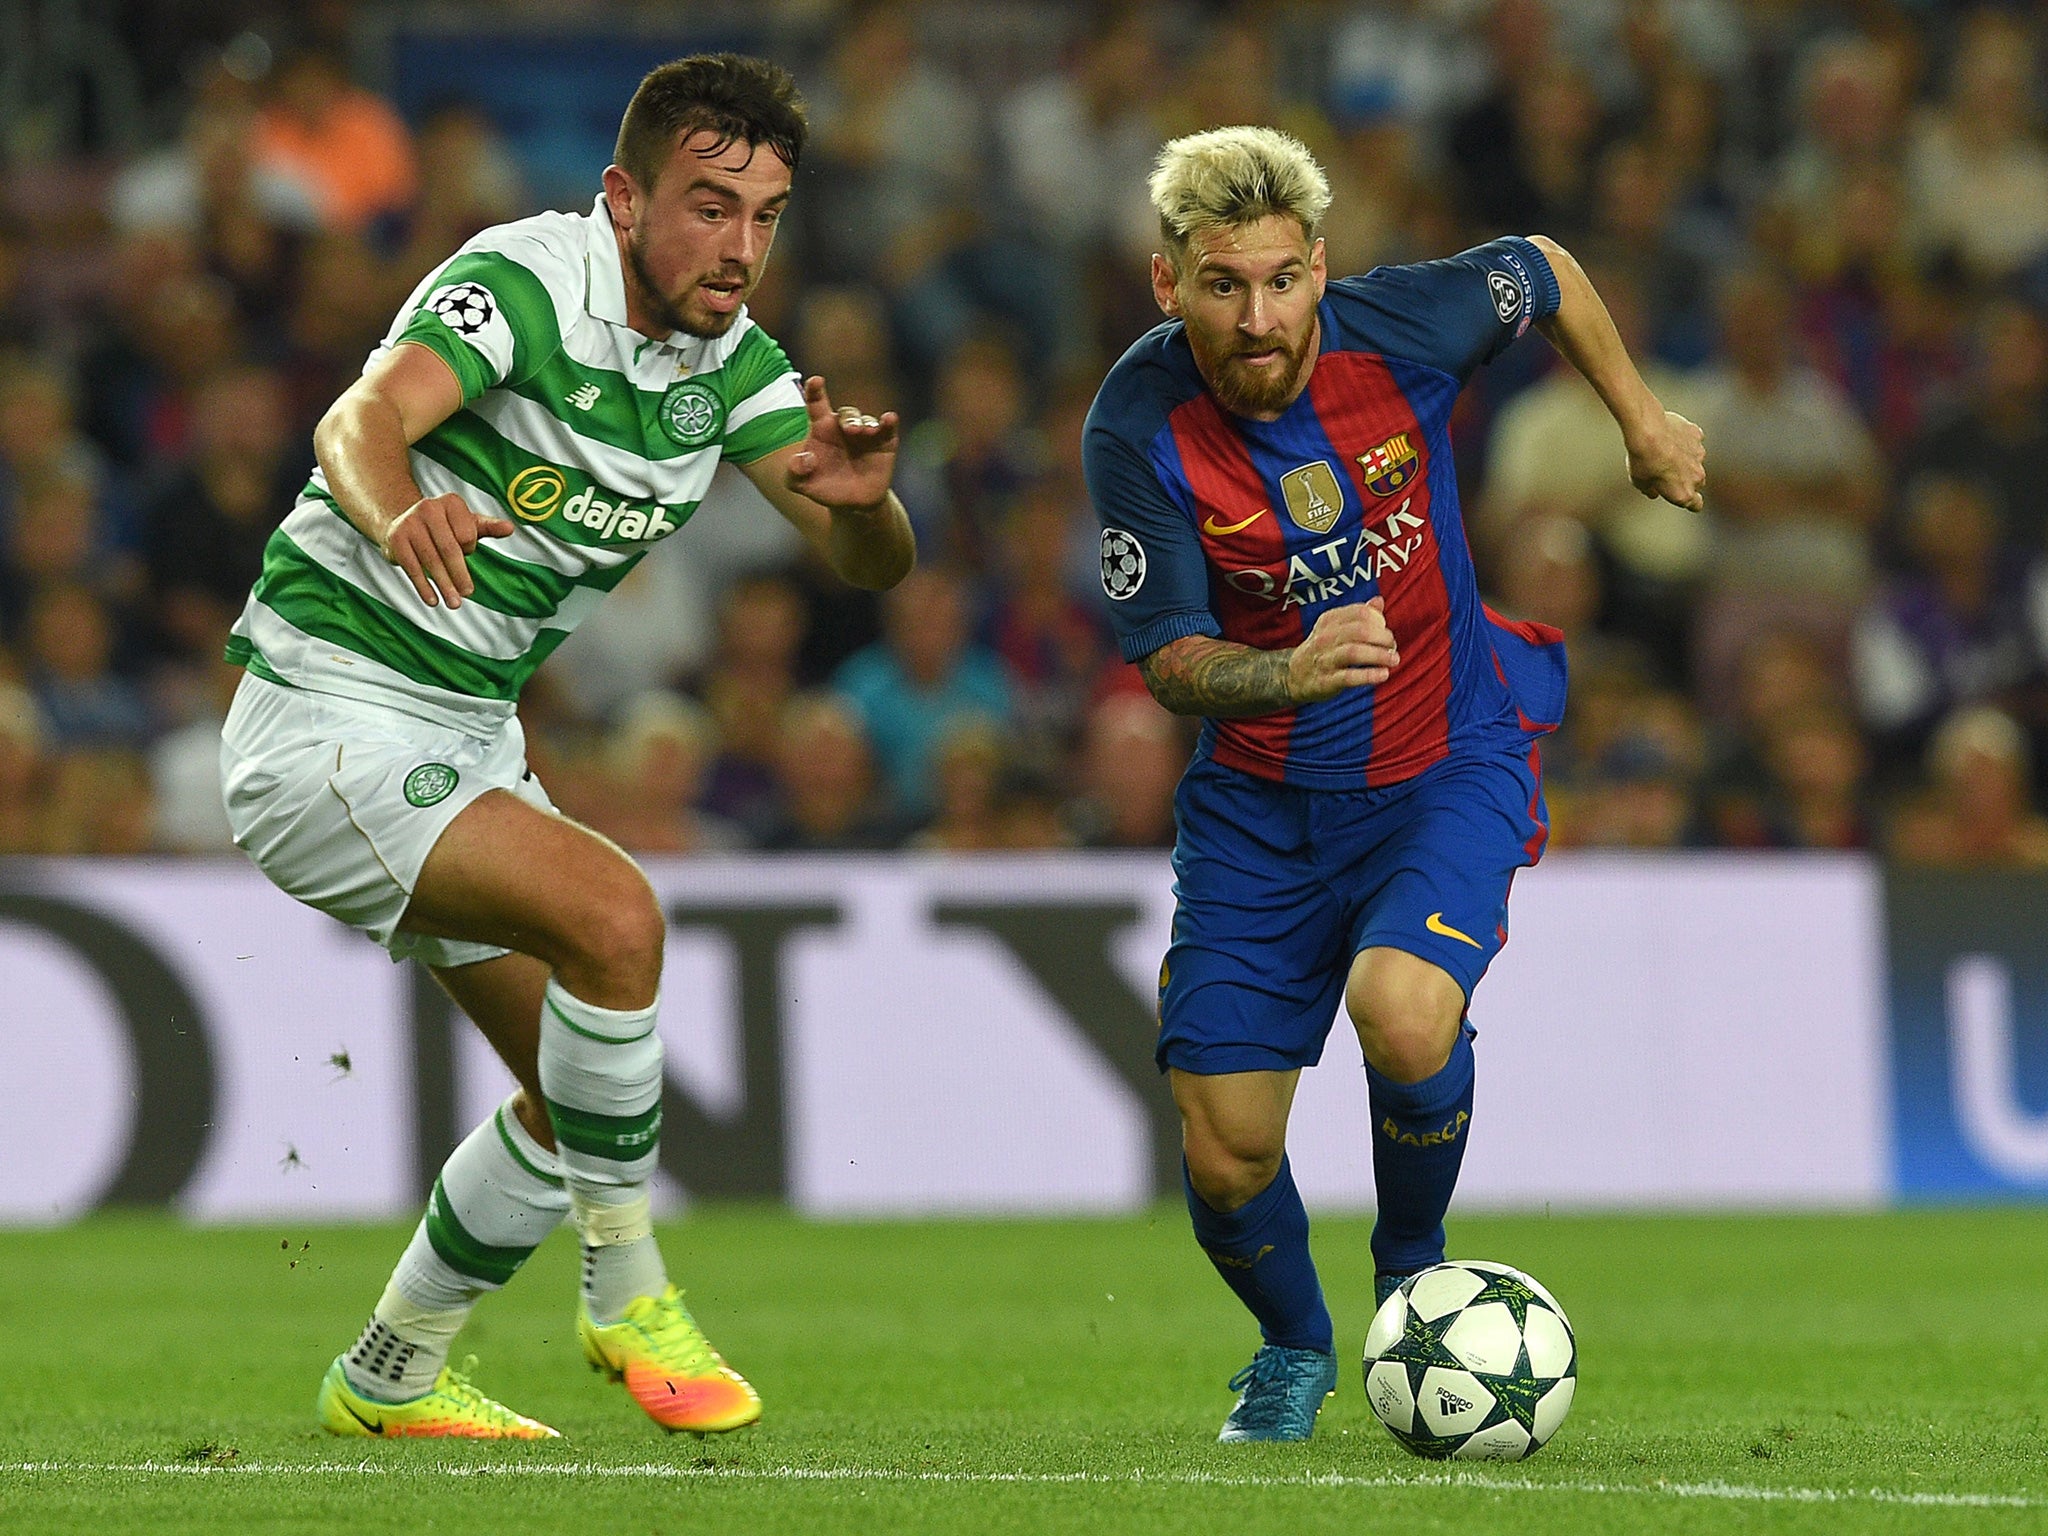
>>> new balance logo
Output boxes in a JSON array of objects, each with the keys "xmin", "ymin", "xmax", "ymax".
[{"xmin": 566, "ymin": 384, "xmax": 601, "ymax": 411}]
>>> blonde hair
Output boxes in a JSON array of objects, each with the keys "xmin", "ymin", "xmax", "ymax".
[{"xmin": 1148, "ymin": 125, "xmax": 1330, "ymax": 265}]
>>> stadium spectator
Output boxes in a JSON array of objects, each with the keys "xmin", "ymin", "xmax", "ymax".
[
  {"xmin": 10, "ymin": 2, "xmax": 2048, "ymax": 858},
  {"xmin": 42, "ymin": 747, "xmax": 154, "ymax": 855},
  {"xmin": 139, "ymin": 363, "xmax": 299, "ymax": 665},
  {"xmin": 278, "ymin": 232, "xmax": 396, "ymax": 439},
  {"xmin": 801, "ymin": 0, "xmax": 1006, "ymax": 371},
  {"xmin": 694, "ymin": 572, "xmax": 809, "ymax": 835},
  {"xmin": 760, "ymin": 691, "xmax": 900, "ymax": 850},
  {"xmin": 253, "ymin": 47, "xmax": 418, "ymax": 234},
  {"xmin": 391, "ymin": 101, "xmax": 527, "ymax": 288},
  {"xmin": 1481, "ymin": 265, "xmax": 1707, "ymax": 679},
  {"xmin": 995, "ymin": 5, "xmax": 1165, "ymax": 348},
  {"xmin": 1851, "ymin": 476, "xmax": 2036, "ymax": 776},
  {"xmin": 1068, "ymin": 692, "xmax": 1186, "ymax": 850},
  {"xmin": 24, "ymin": 583, "xmax": 149, "ymax": 750},
  {"xmin": 896, "ymin": 332, "xmax": 1043, "ymax": 574},
  {"xmin": 1555, "ymin": 687, "xmax": 1704, "ymax": 849},
  {"xmin": 148, "ymin": 653, "xmax": 241, "ymax": 853},
  {"xmin": 588, "ymin": 692, "xmax": 747, "ymax": 856},
  {"xmin": 1913, "ymin": 299, "xmax": 2048, "ymax": 550},
  {"xmin": 1448, "ymin": 1, "xmax": 1603, "ymax": 238},
  {"xmin": 1585, "ymin": 136, "xmax": 1714, "ymax": 366},
  {"xmin": 1762, "ymin": 33, "xmax": 1906, "ymax": 254},
  {"xmin": 545, "ymin": 543, "xmax": 712, "ymax": 727},
  {"xmin": 110, "ymin": 69, "xmax": 318, "ymax": 331},
  {"xmin": 835, "ymin": 563, "xmax": 1015, "ymax": 820},
  {"xmin": 0, "ymin": 360, "xmax": 107, "ymax": 510},
  {"xmin": 909, "ymin": 718, "xmax": 1009, "ymax": 851},
  {"xmin": 0, "ymin": 470, "xmax": 139, "ymax": 648},
  {"xmin": 0, "ymin": 217, "xmax": 44, "ymax": 353},
  {"xmin": 0, "ymin": 682, "xmax": 45, "ymax": 853},
  {"xmin": 1690, "ymin": 263, "xmax": 1881, "ymax": 715},
  {"xmin": 1325, "ymin": 0, "xmax": 1487, "ymax": 141},
  {"xmin": 791, "ymin": 284, "xmax": 902, "ymax": 419},
  {"xmin": 1904, "ymin": 11, "xmax": 2048, "ymax": 284},
  {"xmin": 987, "ymin": 479, "xmax": 1110, "ymax": 750},
  {"xmin": 1792, "ymin": 161, "xmax": 1967, "ymax": 453},
  {"xmin": 77, "ymin": 266, "xmax": 241, "ymax": 473},
  {"xmin": 1890, "ymin": 704, "xmax": 2048, "ymax": 867}
]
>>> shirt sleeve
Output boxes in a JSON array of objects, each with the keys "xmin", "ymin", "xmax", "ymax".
[
  {"xmin": 1340, "ymin": 235, "xmax": 1562, "ymax": 382},
  {"xmin": 393, "ymin": 249, "xmax": 564, "ymax": 402},
  {"xmin": 719, "ymin": 322, "xmax": 810, "ymax": 463},
  {"xmin": 1082, "ymin": 389, "xmax": 1219, "ymax": 664}
]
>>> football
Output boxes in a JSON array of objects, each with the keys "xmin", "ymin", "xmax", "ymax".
[{"xmin": 1361, "ymin": 1259, "xmax": 1576, "ymax": 1461}]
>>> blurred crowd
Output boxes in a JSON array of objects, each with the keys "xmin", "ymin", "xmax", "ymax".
[{"xmin": 5, "ymin": 0, "xmax": 2048, "ymax": 864}]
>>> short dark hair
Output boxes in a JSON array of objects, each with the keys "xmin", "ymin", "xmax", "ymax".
[{"xmin": 614, "ymin": 54, "xmax": 808, "ymax": 191}]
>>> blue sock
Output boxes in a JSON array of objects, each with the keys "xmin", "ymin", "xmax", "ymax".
[
  {"xmin": 1183, "ymin": 1154, "xmax": 1332, "ymax": 1354},
  {"xmin": 1365, "ymin": 1021, "xmax": 1477, "ymax": 1278}
]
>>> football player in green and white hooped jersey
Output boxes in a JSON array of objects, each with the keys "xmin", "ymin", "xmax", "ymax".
[{"xmin": 220, "ymin": 55, "xmax": 915, "ymax": 1441}]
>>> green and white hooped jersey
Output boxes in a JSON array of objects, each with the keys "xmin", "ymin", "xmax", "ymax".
[{"xmin": 227, "ymin": 195, "xmax": 809, "ymax": 736}]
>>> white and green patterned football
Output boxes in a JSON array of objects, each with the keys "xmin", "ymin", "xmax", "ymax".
[{"xmin": 1361, "ymin": 1260, "xmax": 1576, "ymax": 1461}]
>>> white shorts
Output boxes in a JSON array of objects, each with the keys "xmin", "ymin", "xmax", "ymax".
[{"xmin": 219, "ymin": 673, "xmax": 555, "ymax": 969}]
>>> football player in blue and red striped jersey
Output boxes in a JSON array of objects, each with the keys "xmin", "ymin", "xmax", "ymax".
[{"xmin": 1083, "ymin": 126, "xmax": 1706, "ymax": 1442}]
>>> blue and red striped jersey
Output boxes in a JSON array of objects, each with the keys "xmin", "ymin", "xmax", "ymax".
[{"xmin": 1084, "ymin": 236, "xmax": 1570, "ymax": 789}]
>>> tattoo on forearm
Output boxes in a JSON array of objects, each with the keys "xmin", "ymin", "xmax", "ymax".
[{"xmin": 1139, "ymin": 637, "xmax": 1295, "ymax": 718}]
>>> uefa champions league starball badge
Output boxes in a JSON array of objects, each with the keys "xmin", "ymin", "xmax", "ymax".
[{"xmin": 659, "ymin": 380, "xmax": 724, "ymax": 448}]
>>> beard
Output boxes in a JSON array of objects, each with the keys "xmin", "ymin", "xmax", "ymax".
[
  {"xmin": 1187, "ymin": 322, "xmax": 1316, "ymax": 417},
  {"xmin": 626, "ymin": 228, "xmax": 750, "ymax": 340}
]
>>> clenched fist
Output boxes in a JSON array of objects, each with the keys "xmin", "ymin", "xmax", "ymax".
[
  {"xmin": 1626, "ymin": 409, "xmax": 1707, "ymax": 514},
  {"xmin": 1287, "ymin": 597, "xmax": 1400, "ymax": 703},
  {"xmin": 382, "ymin": 493, "xmax": 515, "ymax": 609}
]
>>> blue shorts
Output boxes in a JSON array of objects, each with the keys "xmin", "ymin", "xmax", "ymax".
[{"xmin": 1157, "ymin": 744, "xmax": 1548, "ymax": 1075}]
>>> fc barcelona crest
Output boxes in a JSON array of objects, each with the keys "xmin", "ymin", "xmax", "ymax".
[
  {"xmin": 1358, "ymin": 432, "xmax": 1420, "ymax": 498},
  {"xmin": 1280, "ymin": 460, "xmax": 1346, "ymax": 534}
]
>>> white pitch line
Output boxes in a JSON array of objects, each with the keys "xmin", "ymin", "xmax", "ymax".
[{"xmin": 0, "ymin": 1461, "xmax": 2039, "ymax": 1510}]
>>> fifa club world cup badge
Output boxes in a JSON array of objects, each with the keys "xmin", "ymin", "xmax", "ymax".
[
  {"xmin": 660, "ymin": 380, "xmax": 725, "ymax": 448},
  {"xmin": 403, "ymin": 763, "xmax": 460, "ymax": 809}
]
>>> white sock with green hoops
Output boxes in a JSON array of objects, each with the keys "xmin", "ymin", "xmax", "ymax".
[
  {"xmin": 537, "ymin": 977, "xmax": 670, "ymax": 1325},
  {"xmin": 341, "ymin": 1096, "xmax": 568, "ymax": 1402}
]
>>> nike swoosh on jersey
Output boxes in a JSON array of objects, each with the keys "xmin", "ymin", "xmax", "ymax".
[
  {"xmin": 1425, "ymin": 912, "xmax": 1483, "ymax": 949},
  {"xmin": 1200, "ymin": 509, "xmax": 1267, "ymax": 536}
]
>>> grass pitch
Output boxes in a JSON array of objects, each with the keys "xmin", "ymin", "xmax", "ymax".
[{"xmin": 1, "ymin": 1208, "xmax": 2043, "ymax": 1535}]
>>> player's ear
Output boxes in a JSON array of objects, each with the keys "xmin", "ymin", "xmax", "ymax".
[
  {"xmin": 1151, "ymin": 253, "xmax": 1182, "ymax": 318},
  {"xmin": 1310, "ymin": 236, "xmax": 1327, "ymax": 298},
  {"xmin": 601, "ymin": 165, "xmax": 640, "ymax": 232}
]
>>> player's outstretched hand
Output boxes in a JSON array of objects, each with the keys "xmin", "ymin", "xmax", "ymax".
[
  {"xmin": 1626, "ymin": 410, "xmax": 1707, "ymax": 514},
  {"xmin": 1288, "ymin": 596, "xmax": 1400, "ymax": 703},
  {"xmin": 786, "ymin": 375, "xmax": 900, "ymax": 513},
  {"xmin": 382, "ymin": 492, "xmax": 514, "ymax": 609}
]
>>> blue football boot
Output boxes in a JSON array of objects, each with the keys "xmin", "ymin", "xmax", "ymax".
[{"xmin": 1217, "ymin": 1344, "xmax": 1339, "ymax": 1442}]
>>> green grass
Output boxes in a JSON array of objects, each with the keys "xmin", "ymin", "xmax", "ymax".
[{"xmin": 1, "ymin": 1209, "xmax": 2045, "ymax": 1534}]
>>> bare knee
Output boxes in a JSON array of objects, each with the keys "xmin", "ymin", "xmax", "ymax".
[
  {"xmin": 1348, "ymin": 949, "xmax": 1465, "ymax": 1084},
  {"xmin": 1184, "ymin": 1132, "xmax": 1282, "ymax": 1213},
  {"xmin": 551, "ymin": 871, "xmax": 666, "ymax": 1008},
  {"xmin": 1172, "ymin": 1069, "xmax": 1297, "ymax": 1211}
]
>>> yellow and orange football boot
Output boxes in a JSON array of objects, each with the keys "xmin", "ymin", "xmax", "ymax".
[
  {"xmin": 316, "ymin": 1354, "xmax": 560, "ymax": 1439},
  {"xmin": 577, "ymin": 1285, "xmax": 762, "ymax": 1435}
]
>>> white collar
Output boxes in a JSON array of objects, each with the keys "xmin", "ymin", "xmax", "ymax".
[
  {"xmin": 581, "ymin": 194, "xmax": 705, "ymax": 362},
  {"xmin": 582, "ymin": 194, "xmax": 630, "ymax": 326}
]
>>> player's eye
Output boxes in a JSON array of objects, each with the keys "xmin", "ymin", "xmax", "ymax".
[
  {"xmin": 1272, "ymin": 275, "xmax": 1293, "ymax": 291},
  {"xmin": 698, "ymin": 204, "xmax": 725, "ymax": 222},
  {"xmin": 1211, "ymin": 280, "xmax": 1235, "ymax": 297}
]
